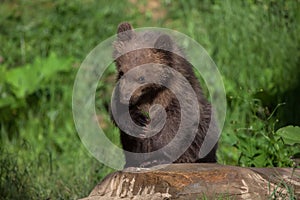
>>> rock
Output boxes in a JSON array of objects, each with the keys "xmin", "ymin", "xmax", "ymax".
[{"xmin": 80, "ymin": 164, "xmax": 300, "ymax": 200}]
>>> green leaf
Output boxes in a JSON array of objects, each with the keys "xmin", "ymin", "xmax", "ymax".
[
  {"xmin": 5, "ymin": 65, "xmax": 41, "ymax": 98},
  {"xmin": 276, "ymin": 126, "xmax": 300, "ymax": 145},
  {"xmin": 253, "ymin": 152, "xmax": 267, "ymax": 167},
  {"xmin": 4, "ymin": 53, "xmax": 73, "ymax": 98}
]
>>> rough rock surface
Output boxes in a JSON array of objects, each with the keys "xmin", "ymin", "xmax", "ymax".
[{"xmin": 80, "ymin": 164, "xmax": 300, "ymax": 200}]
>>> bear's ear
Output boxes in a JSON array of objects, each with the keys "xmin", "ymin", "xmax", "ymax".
[
  {"xmin": 117, "ymin": 22, "xmax": 134, "ymax": 41},
  {"xmin": 154, "ymin": 34, "xmax": 173, "ymax": 51},
  {"xmin": 117, "ymin": 22, "xmax": 133, "ymax": 33}
]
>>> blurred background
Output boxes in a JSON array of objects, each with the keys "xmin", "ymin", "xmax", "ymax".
[{"xmin": 0, "ymin": 0, "xmax": 299, "ymax": 199}]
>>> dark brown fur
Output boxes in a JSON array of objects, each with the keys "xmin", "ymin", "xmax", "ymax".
[{"xmin": 112, "ymin": 22, "xmax": 218, "ymax": 168}]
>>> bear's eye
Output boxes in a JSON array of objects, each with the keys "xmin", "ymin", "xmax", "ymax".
[
  {"xmin": 119, "ymin": 71, "xmax": 124, "ymax": 77},
  {"xmin": 138, "ymin": 76, "xmax": 145, "ymax": 83}
]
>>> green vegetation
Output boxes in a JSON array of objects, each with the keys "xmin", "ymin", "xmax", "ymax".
[{"xmin": 0, "ymin": 0, "xmax": 299, "ymax": 199}]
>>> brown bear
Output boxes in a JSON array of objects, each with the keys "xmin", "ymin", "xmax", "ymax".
[{"xmin": 111, "ymin": 22, "xmax": 218, "ymax": 168}]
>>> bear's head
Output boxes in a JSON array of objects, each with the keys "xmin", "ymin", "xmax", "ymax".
[{"xmin": 113, "ymin": 22, "xmax": 175, "ymax": 105}]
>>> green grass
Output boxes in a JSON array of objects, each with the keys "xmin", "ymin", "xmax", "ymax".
[{"xmin": 0, "ymin": 0, "xmax": 299, "ymax": 199}]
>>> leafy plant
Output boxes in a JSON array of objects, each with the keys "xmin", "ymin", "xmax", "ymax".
[{"xmin": 0, "ymin": 53, "xmax": 73, "ymax": 108}]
